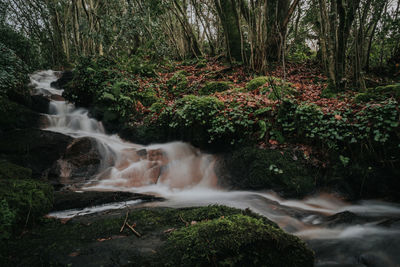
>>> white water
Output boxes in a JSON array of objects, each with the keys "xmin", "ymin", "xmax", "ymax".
[{"xmin": 30, "ymin": 70, "xmax": 400, "ymax": 267}]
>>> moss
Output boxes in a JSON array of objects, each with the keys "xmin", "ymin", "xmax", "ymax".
[
  {"xmin": 260, "ymin": 77, "xmax": 297, "ymax": 100},
  {"xmin": 196, "ymin": 59, "xmax": 207, "ymax": 68},
  {"xmin": 246, "ymin": 76, "xmax": 296, "ymax": 100},
  {"xmin": 0, "ymin": 199, "xmax": 16, "ymax": 240},
  {"xmin": 0, "ymin": 179, "xmax": 53, "ymax": 227},
  {"xmin": 355, "ymin": 83, "xmax": 400, "ymax": 102},
  {"xmin": 199, "ymin": 81, "xmax": 232, "ymax": 95},
  {"xmin": 167, "ymin": 70, "xmax": 190, "ymax": 96},
  {"xmin": 163, "ymin": 214, "xmax": 314, "ymax": 267},
  {"xmin": 246, "ymin": 76, "xmax": 268, "ymax": 91},
  {"xmin": 227, "ymin": 147, "xmax": 315, "ymax": 197},
  {"xmin": 0, "ymin": 160, "xmax": 32, "ymax": 180},
  {"xmin": 1, "ymin": 206, "xmax": 313, "ymax": 267}
]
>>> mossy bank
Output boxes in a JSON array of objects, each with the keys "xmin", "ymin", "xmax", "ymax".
[{"xmin": 1, "ymin": 205, "xmax": 314, "ymax": 267}]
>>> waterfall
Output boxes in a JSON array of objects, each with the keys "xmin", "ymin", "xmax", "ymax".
[{"xmin": 31, "ymin": 70, "xmax": 400, "ymax": 267}]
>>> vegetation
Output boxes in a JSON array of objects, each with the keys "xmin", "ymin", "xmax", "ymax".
[
  {"xmin": 1, "ymin": 205, "xmax": 313, "ymax": 266},
  {"xmin": 0, "ymin": 0, "xmax": 400, "ymax": 265}
]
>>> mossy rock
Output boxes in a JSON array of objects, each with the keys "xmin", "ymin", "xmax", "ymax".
[
  {"xmin": 0, "ymin": 160, "xmax": 32, "ymax": 180},
  {"xmin": 246, "ymin": 76, "xmax": 268, "ymax": 91},
  {"xmin": 163, "ymin": 214, "xmax": 314, "ymax": 267},
  {"xmin": 167, "ymin": 70, "xmax": 190, "ymax": 96},
  {"xmin": 246, "ymin": 76, "xmax": 296, "ymax": 100},
  {"xmin": 1, "ymin": 205, "xmax": 313, "ymax": 266},
  {"xmin": 0, "ymin": 179, "xmax": 53, "ymax": 232},
  {"xmin": 196, "ymin": 59, "xmax": 207, "ymax": 68},
  {"xmin": 199, "ymin": 81, "xmax": 232, "ymax": 95},
  {"xmin": 355, "ymin": 83, "xmax": 400, "ymax": 102},
  {"xmin": 0, "ymin": 98, "xmax": 43, "ymax": 131},
  {"xmin": 261, "ymin": 77, "xmax": 297, "ymax": 100},
  {"xmin": 226, "ymin": 147, "xmax": 315, "ymax": 197}
]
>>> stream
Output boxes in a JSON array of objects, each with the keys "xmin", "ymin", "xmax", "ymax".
[{"xmin": 30, "ymin": 70, "xmax": 400, "ymax": 267}]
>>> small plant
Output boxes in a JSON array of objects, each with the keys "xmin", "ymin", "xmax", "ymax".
[
  {"xmin": 166, "ymin": 70, "xmax": 190, "ymax": 96},
  {"xmin": 199, "ymin": 81, "xmax": 232, "ymax": 95}
]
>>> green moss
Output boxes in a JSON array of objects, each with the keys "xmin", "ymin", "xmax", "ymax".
[
  {"xmin": 163, "ymin": 214, "xmax": 314, "ymax": 267},
  {"xmin": 0, "ymin": 160, "xmax": 32, "ymax": 180},
  {"xmin": 246, "ymin": 76, "xmax": 268, "ymax": 91},
  {"xmin": 167, "ymin": 70, "xmax": 190, "ymax": 96},
  {"xmin": 0, "ymin": 179, "xmax": 53, "ymax": 227},
  {"xmin": 196, "ymin": 59, "xmax": 207, "ymax": 68},
  {"xmin": 0, "ymin": 199, "xmax": 16, "ymax": 240},
  {"xmin": 227, "ymin": 147, "xmax": 315, "ymax": 197},
  {"xmin": 199, "ymin": 81, "xmax": 232, "ymax": 95},
  {"xmin": 355, "ymin": 83, "xmax": 400, "ymax": 102},
  {"xmin": 2, "ymin": 206, "xmax": 313, "ymax": 266},
  {"xmin": 246, "ymin": 76, "xmax": 296, "ymax": 100}
]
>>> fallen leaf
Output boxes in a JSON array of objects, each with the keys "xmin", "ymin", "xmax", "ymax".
[{"xmin": 69, "ymin": 251, "xmax": 80, "ymax": 257}]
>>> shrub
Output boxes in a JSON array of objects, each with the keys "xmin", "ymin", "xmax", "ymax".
[
  {"xmin": 260, "ymin": 77, "xmax": 297, "ymax": 100},
  {"xmin": 0, "ymin": 199, "xmax": 16, "ymax": 240},
  {"xmin": 0, "ymin": 160, "xmax": 32, "ymax": 180},
  {"xmin": 0, "ymin": 26, "xmax": 40, "ymax": 71},
  {"xmin": 199, "ymin": 81, "xmax": 232, "ymax": 95},
  {"xmin": 163, "ymin": 214, "xmax": 314, "ymax": 267},
  {"xmin": 0, "ymin": 179, "xmax": 53, "ymax": 227},
  {"xmin": 227, "ymin": 147, "xmax": 315, "ymax": 196},
  {"xmin": 150, "ymin": 95, "xmax": 258, "ymax": 148},
  {"xmin": 0, "ymin": 43, "xmax": 29, "ymax": 99},
  {"xmin": 166, "ymin": 70, "xmax": 190, "ymax": 96},
  {"xmin": 63, "ymin": 56, "xmax": 119, "ymax": 107}
]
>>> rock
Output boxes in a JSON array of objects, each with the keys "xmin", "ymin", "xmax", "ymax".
[
  {"xmin": 52, "ymin": 191, "xmax": 164, "ymax": 211},
  {"xmin": 50, "ymin": 70, "xmax": 73, "ymax": 89},
  {"xmin": 51, "ymin": 137, "xmax": 102, "ymax": 181},
  {"xmin": 30, "ymin": 95, "xmax": 50, "ymax": 113},
  {"xmin": 219, "ymin": 147, "xmax": 316, "ymax": 197},
  {"xmin": 50, "ymin": 94, "xmax": 65, "ymax": 101},
  {"xmin": 0, "ymin": 98, "xmax": 45, "ymax": 131},
  {"xmin": 0, "ymin": 129, "xmax": 73, "ymax": 178}
]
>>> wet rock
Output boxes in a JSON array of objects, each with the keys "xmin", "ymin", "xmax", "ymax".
[
  {"xmin": 0, "ymin": 129, "xmax": 73, "ymax": 177},
  {"xmin": 52, "ymin": 137, "xmax": 102, "ymax": 181},
  {"xmin": 322, "ymin": 211, "xmax": 362, "ymax": 227},
  {"xmin": 50, "ymin": 70, "xmax": 73, "ymax": 89},
  {"xmin": 52, "ymin": 191, "xmax": 164, "ymax": 211},
  {"xmin": 50, "ymin": 94, "xmax": 65, "ymax": 101},
  {"xmin": 136, "ymin": 148, "xmax": 147, "ymax": 157}
]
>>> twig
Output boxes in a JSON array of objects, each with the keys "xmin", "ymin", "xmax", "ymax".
[
  {"xmin": 120, "ymin": 211, "xmax": 129, "ymax": 232},
  {"xmin": 125, "ymin": 222, "xmax": 141, "ymax": 237},
  {"xmin": 179, "ymin": 214, "xmax": 189, "ymax": 226}
]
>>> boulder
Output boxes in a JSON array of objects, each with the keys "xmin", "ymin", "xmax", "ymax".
[
  {"xmin": 0, "ymin": 98, "xmax": 45, "ymax": 131},
  {"xmin": 0, "ymin": 129, "xmax": 73, "ymax": 178},
  {"xmin": 30, "ymin": 95, "xmax": 50, "ymax": 114},
  {"xmin": 50, "ymin": 70, "xmax": 73, "ymax": 89},
  {"xmin": 51, "ymin": 137, "xmax": 102, "ymax": 181}
]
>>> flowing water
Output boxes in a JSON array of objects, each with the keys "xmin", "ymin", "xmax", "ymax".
[{"xmin": 30, "ymin": 70, "xmax": 400, "ymax": 267}]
